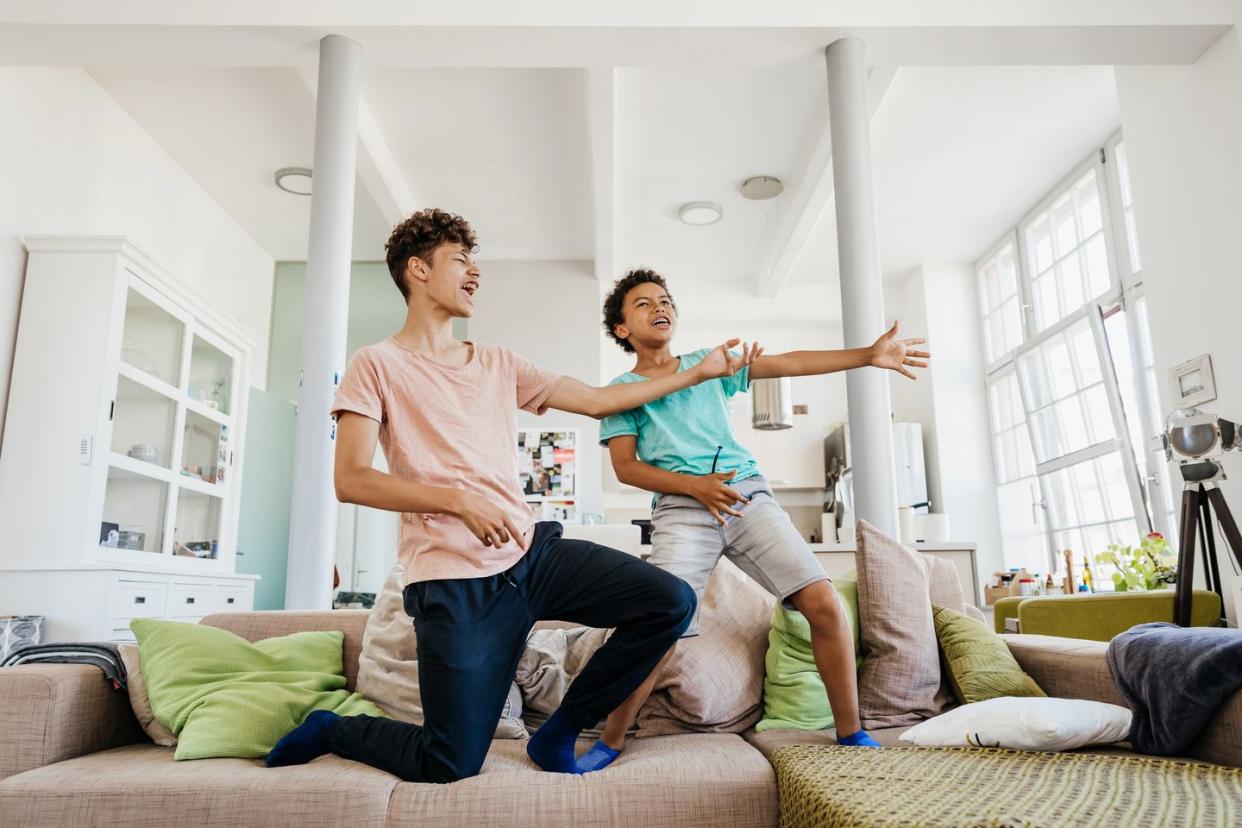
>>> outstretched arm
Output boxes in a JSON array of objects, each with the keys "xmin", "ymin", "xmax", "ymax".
[
  {"xmin": 608, "ymin": 435, "xmax": 750, "ymax": 526},
  {"xmin": 750, "ymin": 320, "xmax": 929, "ymax": 381},
  {"xmin": 546, "ymin": 339, "xmax": 763, "ymax": 419}
]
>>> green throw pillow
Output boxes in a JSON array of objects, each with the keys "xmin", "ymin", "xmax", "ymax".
[
  {"xmin": 756, "ymin": 574, "xmax": 862, "ymax": 732},
  {"xmin": 132, "ymin": 618, "xmax": 386, "ymax": 761},
  {"xmin": 932, "ymin": 605, "xmax": 1046, "ymax": 704}
]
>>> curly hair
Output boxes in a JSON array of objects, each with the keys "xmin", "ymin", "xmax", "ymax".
[
  {"xmin": 384, "ymin": 208, "xmax": 478, "ymax": 298},
  {"xmin": 602, "ymin": 268, "xmax": 675, "ymax": 354}
]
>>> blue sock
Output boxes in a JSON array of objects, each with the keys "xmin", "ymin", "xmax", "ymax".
[
  {"xmin": 526, "ymin": 709, "xmax": 584, "ymax": 774},
  {"xmin": 837, "ymin": 729, "xmax": 881, "ymax": 748},
  {"xmin": 577, "ymin": 739, "xmax": 622, "ymax": 772},
  {"xmin": 266, "ymin": 710, "xmax": 340, "ymax": 767}
]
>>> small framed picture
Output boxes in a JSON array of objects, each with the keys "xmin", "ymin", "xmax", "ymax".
[{"xmin": 1170, "ymin": 354, "xmax": 1216, "ymax": 408}]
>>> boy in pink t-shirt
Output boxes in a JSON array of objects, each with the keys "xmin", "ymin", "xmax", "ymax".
[{"xmin": 266, "ymin": 209, "xmax": 755, "ymax": 782}]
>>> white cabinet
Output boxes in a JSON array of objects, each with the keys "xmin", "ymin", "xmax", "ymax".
[{"xmin": 0, "ymin": 237, "xmax": 258, "ymax": 642}]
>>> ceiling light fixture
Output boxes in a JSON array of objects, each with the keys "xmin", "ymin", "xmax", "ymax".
[
  {"xmin": 741, "ymin": 175, "xmax": 784, "ymax": 200},
  {"xmin": 274, "ymin": 167, "xmax": 313, "ymax": 196},
  {"xmin": 679, "ymin": 201, "xmax": 723, "ymax": 226}
]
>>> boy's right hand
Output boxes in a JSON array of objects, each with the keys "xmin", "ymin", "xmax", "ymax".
[
  {"xmin": 683, "ymin": 471, "xmax": 750, "ymax": 525},
  {"xmin": 450, "ymin": 490, "xmax": 525, "ymax": 549}
]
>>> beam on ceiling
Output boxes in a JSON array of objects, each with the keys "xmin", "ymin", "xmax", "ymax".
[
  {"xmin": 299, "ymin": 66, "xmax": 417, "ymax": 226},
  {"xmin": 756, "ymin": 65, "xmax": 895, "ymax": 298}
]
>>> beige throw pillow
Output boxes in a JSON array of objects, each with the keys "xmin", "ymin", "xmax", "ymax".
[
  {"xmin": 855, "ymin": 520, "xmax": 954, "ymax": 729},
  {"xmin": 356, "ymin": 565, "xmax": 527, "ymax": 739},
  {"xmin": 117, "ymin": 642, "xmax": 177, "ymax": 747},
  {"xmin": 637, "ymin": 558, "xmax": 777, "ymax": 736},
  {"xmin": 516, "ymin": 558, "xmax": 775, "ymax": 736}
]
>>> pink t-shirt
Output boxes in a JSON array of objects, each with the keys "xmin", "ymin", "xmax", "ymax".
[{"xmin": 331, "ymin": 338, "xmax": 563, "ymax": 584}]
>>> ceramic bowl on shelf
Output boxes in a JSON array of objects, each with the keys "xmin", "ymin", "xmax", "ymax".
[{"xmin": 128, "ymin": 444, "xmax": 158, "ymax": 464}]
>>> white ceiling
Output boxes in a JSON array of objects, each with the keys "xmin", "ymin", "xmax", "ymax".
[
  {"xmin": 364, "ymin": 68, "xmax": 594, "ymax": 261},
  {"xmin": 11, "ymin": 6, "xmax": 1233, "ymax": 303}
]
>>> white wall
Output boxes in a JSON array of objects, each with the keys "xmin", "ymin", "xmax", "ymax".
[
  {"xmin": 0, "ymin": 68, "xmax": 274, "ymax": 447},
  {"xmin": 1115, "ymin": 29, "xmax": 1242, "ymax": 624},
  {"xmin": 904, "ymin": 263, "xmax": 1005, "ymax": 584},
  {"xmin": 466, "ymin": 259, "xmax": 604, "ymax": 518}
]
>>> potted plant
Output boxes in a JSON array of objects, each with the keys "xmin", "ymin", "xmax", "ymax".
[{"xmin": 1094, "ymin": 532, "xmax": 1176, "ymax": 592}]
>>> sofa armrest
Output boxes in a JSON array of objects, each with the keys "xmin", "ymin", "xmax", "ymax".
[
  {"xmin": 1005, "ymin": 633, "xmax": 1242, "ymax": 767},
  {"xmin": 1004, "ymin": 634, "xmax": 1124, "ymax": 705},
  {"xmin": 0, "ymin": 664, "xmax": 143, "ymax": 780}
]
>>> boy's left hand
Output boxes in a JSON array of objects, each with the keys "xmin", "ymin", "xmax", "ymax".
[
  {"xmin": 869, "ymin": 321, "xmax": 930, "ymax": 380},
  {"xmin": 697, "ymin": 339, "xmax": 764, "ymax": 380}
]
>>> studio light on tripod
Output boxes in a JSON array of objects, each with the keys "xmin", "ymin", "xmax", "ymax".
[
  {"xmin": 1164, "ymin": 409, "xmax": 1240, "ymax": 480},
  {"xmin": 1163, "ymin": 408, "xmax": 1242, "ymax": 626}
]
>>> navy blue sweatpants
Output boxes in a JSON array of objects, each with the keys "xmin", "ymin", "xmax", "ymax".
[{"xmin": 323, "ymin": 521, "xmax": 696, "ymax": 782}]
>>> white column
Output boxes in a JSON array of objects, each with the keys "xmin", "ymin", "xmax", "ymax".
[
  {"xmin": 286, "ymin": 34, "xmax": 361, "ymax": 609},
  {"xmin": 825, "ymin": 37, "xmax": 899, "ymax": 538}
]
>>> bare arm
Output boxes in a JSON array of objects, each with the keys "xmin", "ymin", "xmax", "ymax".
[
  {"xmin": 546, "ymin": 339, "xmax": 762, "ymax": 419},
  {"xmin": 334, "ymin": 412, "xmax": 524, "ymax": 548},
  {"xmin": 608, "ymin": 435, "xmax": 750, "ymax": 526},
  {"xmin": 749, "ymin": 321, "xmax": 929, "ymax": 381}
]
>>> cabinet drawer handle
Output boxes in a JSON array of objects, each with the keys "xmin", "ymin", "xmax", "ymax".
[
  {"xmin": 134, "ymin": 596, "xmax": 146, "ymax": 605},
  {"xmin": 185, "ymin": 597, "xmax": 195, "ymax": 604},
  {"xmin": 227, "ymin": 597, "xmax": 236, "ymax": 605}
]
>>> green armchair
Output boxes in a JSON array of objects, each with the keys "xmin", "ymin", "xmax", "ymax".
[{"xmin": 993, "ymin": 589, "xmax": 1223, "ymax": 641}]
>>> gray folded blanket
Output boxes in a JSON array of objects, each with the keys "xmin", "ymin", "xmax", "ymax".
[
  {"xmin": 1106, "ymin": 621, "xmax": 1242, "ymax": 756},
  {"xmin": 2, "ymin": 642, "xmax": 127, "ymax": 690}
]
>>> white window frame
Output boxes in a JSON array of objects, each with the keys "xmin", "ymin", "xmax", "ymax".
[{"xmin": 977, "ymin": 144, "xmax": 1159, "ymax": 573}]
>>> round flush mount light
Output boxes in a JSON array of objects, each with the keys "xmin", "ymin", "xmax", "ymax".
[
  {"xmin": 274, "ymin": 167, "xmax": 313, "ymax": 195},
  {"xmin": 741, "ymin": 175, "xmax": 784, "ymax": 200},
  {"xmin": 678, "ymin": 201, "xmax": 723, "ymax": 225}
]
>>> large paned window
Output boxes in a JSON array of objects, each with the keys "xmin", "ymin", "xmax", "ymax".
[{"xmin": 976, "ymin": 137, "xmax": 1171, "ymax": 579}]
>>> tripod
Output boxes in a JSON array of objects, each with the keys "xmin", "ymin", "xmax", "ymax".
[{"xmin": 1175, "ymin": 479, "xmax": 1242, "ymax": 627}]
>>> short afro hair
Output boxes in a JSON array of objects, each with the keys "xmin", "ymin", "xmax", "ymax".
[
  {"xmin": 602, "ymin": 268, "xmax": 675, "ymax": 354},
  {"xmin": 385, "ymin": 208, "xmax": 477, "ymax": 298}
]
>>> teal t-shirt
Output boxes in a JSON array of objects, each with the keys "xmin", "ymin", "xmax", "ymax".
[{"xmin": 598, "ymin": 348, "xmax": 761, "ymax": 481}]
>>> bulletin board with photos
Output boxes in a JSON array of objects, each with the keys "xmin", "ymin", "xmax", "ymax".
[{"xmin": 518, "ymin": 428, "xmax": 577, "ymax": 522}]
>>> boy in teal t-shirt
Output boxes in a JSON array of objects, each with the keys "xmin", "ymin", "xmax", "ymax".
[{"xmin": 582, "ymin": 268, "xmax": 930, "ymax": 769}]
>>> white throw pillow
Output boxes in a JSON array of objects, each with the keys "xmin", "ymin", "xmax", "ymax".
[{"xmin": 899, "ymin": 696, "xmax": 1132, "ymax": 752}]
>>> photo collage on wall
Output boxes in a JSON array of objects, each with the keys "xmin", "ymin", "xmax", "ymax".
[{"xmin": 518, "ymin": 429, "xmax": 577, "ymax": 522}]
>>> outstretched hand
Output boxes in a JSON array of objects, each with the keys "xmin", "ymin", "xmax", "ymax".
[
  {"xmin": 869, "ymin": 321, "xmax": 929, "ymax": 380},
  {"xmin": 696, "ymin": 338, "xmax": 765, "ymax": 380}
]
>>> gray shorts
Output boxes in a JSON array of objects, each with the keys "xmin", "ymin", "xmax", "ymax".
[{"xmin": 648, "ymin": 475, "xmax": 828, "ymax": 636}]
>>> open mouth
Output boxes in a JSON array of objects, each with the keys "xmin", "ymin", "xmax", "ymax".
[
  {"xmin": 461, "ymin": 281, "xmax": 478, "ymax": 301},
  {"xmin": 651, "ymin": 317, "xmax": 671, "ymax": 330}
]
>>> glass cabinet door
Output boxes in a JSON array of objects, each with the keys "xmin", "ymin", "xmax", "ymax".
[
  {"xmin": 188, "ymin": 334, "xmax": 235, "ymax": 416},
  {"xmin": 120, "ymin": 287, "xmax": 184, "ymax": 385},
  {"xmin": 100, "ymin": 467, "xmax": 169, "ymax": 555}
]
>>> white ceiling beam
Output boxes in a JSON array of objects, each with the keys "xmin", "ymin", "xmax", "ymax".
[
  {"xmin": 756, "ymin": 65, "xmax": 895, "ymax": 298},
  {"xmin": 586, "ymin": 68, "xmax": 616, "ymax": 282},
  {"xmin": 0, "ymin": 25, "xmax": 1229, "ymax": 68},
  {"xmin": 4, "ymin": 1, "xmax": 1239, "ymax": 29},
  {"xmin": 299, "ymin": 66, "xmax": 417, "ymax": 226}
]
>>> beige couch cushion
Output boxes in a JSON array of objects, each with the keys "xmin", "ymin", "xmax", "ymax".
[
  {"xmin": 387, "ymin": 733, "xmax": 776, "ymax": 827},
  {"xmin": 117, "ymin": 643, "xmax": 177, "ymax": 747},
  {"xmin": 356, "ymin": 566, "xmax": 526, "ymax": 739},
  {"xmin": 854, "ymin": 520, "xmax": 951, "ymax": 729},
  {"xmin": 0, "ymin": 743, "xmax": 398, "ymax": 828}
]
